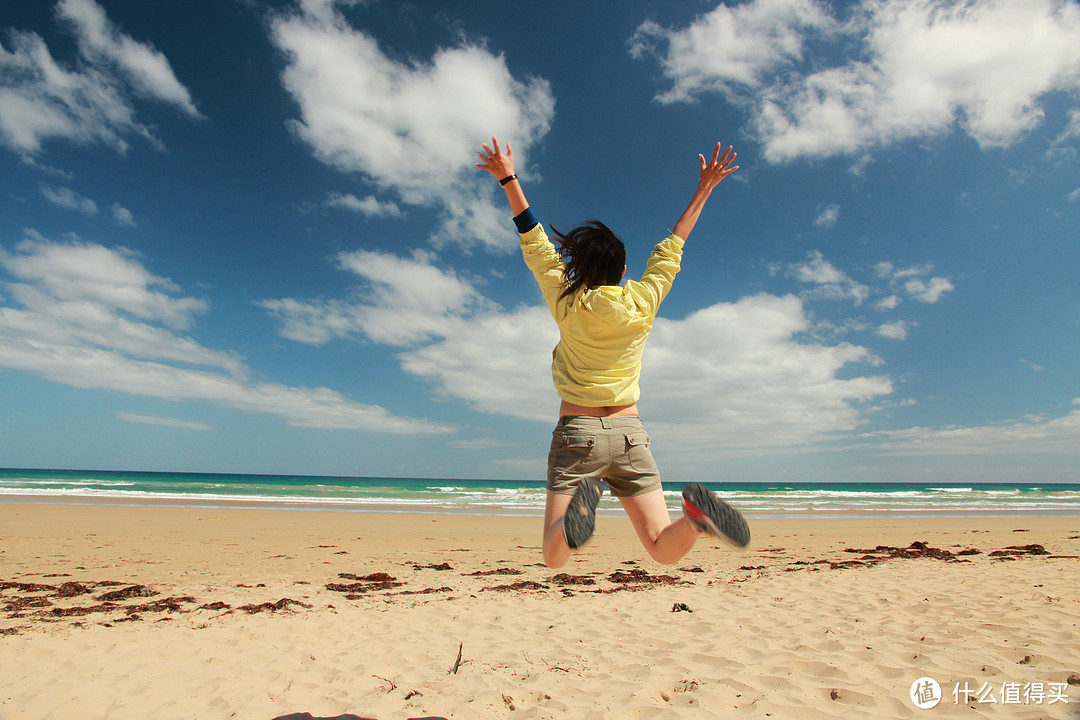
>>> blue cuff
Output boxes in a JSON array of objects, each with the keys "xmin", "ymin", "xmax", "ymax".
[{"xmin": 513, "ymin": 207, "xmax": 539, "ymax": 234}]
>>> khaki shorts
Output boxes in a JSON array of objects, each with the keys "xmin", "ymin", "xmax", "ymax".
[{"xmin": 547, "ymin": 416, "xmax": 662, "ymax": 498}]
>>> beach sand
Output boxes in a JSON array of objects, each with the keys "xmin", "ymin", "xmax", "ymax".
[{"xmin": 2, "ymin": 501, "xmax": 1079, "ymax": 719}]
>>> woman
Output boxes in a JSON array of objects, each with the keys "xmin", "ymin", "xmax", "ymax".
[{"xmin": 476, "ymin": 137, "xmax": 749, "ymax": 568}]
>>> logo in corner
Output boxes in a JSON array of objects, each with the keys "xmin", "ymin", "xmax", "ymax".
[{"xmin": 911, "ymin": 677, "xmax": 942, "ymax": 709}]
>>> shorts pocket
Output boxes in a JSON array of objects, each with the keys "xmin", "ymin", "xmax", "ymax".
[
  {"xmin": 549, "ymin": 431, "xmax": 598, "ymax": 477},
  {"xmin": 555, "ymin": 432, "xmax": 597, "ymax": 450},
  {"xmin": 624, "ymin": 432, "xmax": 656, "ymax": 473}
]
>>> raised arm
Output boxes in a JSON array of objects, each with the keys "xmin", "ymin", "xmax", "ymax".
[
  {"xmin": 476, "ymin": 137, "xmax": 529, "ymax": 217},
  {"xmin": 671, "ymin": 142, "xmax": 739, "ymax": 241}
]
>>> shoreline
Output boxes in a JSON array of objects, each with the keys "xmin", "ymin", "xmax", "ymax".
[
  {"xmin": 3, "ymin": 491, "xmax": 1080, "ymax": 519},
  {"xmin": 3, "ymin": 503, "xmax": 1079, "ymax": 719}
]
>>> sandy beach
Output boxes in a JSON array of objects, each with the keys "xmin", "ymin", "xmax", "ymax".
[{"xmin": 2, "ymin": 501, "xmax": 1079, "ymax": 719}]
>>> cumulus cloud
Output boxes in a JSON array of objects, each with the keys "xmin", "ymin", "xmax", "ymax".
[
  {"xmin": 874, "ymin": 261, "xmax": 954, "ymax": 304},
  {"xmin": 788, "ymin": 250, "xmax": 870, "ymax": 304},
  {"xmin": 1020, "ymin": 358, "xmax": 1045, "ymax": 372},
  {"xmin": 855, "ymin": 400, "xmax": 1080, "ymax": 455},
  {"xmin": 270, "ymin": 0, "xmax": 554, "ymax": 250},
  {"xmin": 642, "ymin": 294, "xmax": 892, "ymax": 451},
  {"xmin": 875, "ymin": 294, "xmax": 900, "ymax": 311},
  {"xmin": 55, "ymin": 0, "xmax": 199, "ymax": 115},
  {"xmin": 904, "ymin": 276, "xmax": 954, "ymax": 303},
  {"xmin": 0, "ymin": 0, "xmax": 201, "ymax": 156},
  {"xmin": 782, "ymin": 252, "xmax": 951, "ymax": 342},
  {"xmin": 40, "ymin": 183, "xmax": 98, "ymax": 215},
  {"xmin": 813, "ymin": 203, "xmax": 840, "ymax": 228},
  {"xmin": 398, "ymin": 304, "xmax": 559, "ymax": 420},
  {"xmin": 263, "ymin": 251, "xmax": 894, "ymax": 447},
  {"xmin": 326, "ymin": 192, "xmax": 402, "ymax": 219},
  {"xmin": 0, "ymin": 232, "xmax": 450, "ymax": 434},
  {"xmin": 260, "ymin": 248, "xmax": 491, "ymax": 347},
  {"xmin": 634, "ymin": 0, "xmax": 1080, "ymax": 163},
  {"xmin": 630, "ymin": 0, "xmax": 836, "ymax": 102},
  {"xmin": 111, "ymin": 202, "xmax": 136, "ymax": 226},
  {"xmin": 40, "ymin": 185, "xmax": 136, "ymax": 226},
  {"xmin": 115, "ymin": 411, "xmax": 214, "ymax": 431},
  {"xmin": 2, "ymin": 232, "xmax": 206, "ymax": 330},
  {"xmin": 877, "ymin": 319, "xmax": 908, "ymax": 340}
]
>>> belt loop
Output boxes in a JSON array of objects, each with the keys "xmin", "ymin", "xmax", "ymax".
[{"xmin": 600, "ymin": 417, "xmax": 613, "ymax": 429}]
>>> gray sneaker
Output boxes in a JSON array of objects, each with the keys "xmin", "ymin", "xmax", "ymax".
[
  {"xmin": 682, "ymin": 483, "xmax": 750, "ymax": 547},
  {"xmin": 563, "ymin": 477, "xmax": 602, "ymax": 549}
]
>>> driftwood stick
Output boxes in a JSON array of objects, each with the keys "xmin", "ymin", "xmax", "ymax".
[{"xmin": 450, "ymin": 642, "xmax": 463, "ymax": 674}]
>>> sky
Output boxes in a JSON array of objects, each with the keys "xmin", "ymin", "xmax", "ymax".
[{"xmin": 1, "ymin": 0, "xmax": 1078, "ymax": 484}]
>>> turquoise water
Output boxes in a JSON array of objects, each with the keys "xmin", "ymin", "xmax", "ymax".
[{"xmin": 3, "ymin": 468, "xmax": 1080, "ymax": 517}]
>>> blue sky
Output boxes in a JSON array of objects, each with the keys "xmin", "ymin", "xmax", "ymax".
[{"xmin": 1, "ymin": 0, "xmax": 1078, "ymax": 483}]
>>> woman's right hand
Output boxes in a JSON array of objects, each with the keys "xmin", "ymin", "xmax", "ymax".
[
  {"xmin": 697, "ymin": 142, "xmax": 739, "ymax": 193},
  {"xmin": 671, "ymin": 141, "xmax": 739, "ymax": 241}
]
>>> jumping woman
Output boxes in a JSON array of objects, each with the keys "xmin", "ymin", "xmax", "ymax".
[{"xmin": 476, "ymin": 137, "xmax": 750, "ymax": 568}]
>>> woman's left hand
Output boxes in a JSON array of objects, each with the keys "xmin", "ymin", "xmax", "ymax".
[{"xmin": 475, "ymin": 137, "xmax": 516, "ymax": 181}]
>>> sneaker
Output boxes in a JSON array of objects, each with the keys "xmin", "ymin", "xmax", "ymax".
[
  {"xmin": 563, "ymin": 477, "xmax": 602, "ymax": 549},
  {"xmin": 682, "ymin": 483, "xmax": 750, "ymax": 547}
]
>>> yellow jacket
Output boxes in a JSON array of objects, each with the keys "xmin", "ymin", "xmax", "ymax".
[{"xmin": 519, "ymin": 222, "xmax": 684, "ymax": 407}]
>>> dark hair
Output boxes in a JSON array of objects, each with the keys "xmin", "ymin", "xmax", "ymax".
[{"xmin": 551, "ymin": 220, "xmax": 626, "ymax": 300}]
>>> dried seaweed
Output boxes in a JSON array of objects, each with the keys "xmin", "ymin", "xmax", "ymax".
[
  {"xmin": 238, "ymin": 598, "xmax": 312, "ymax": 614},
  {"xmin": 465, "ymin": 568, "xmax": 523, "ymax": 577},
  {"xmin": 482, "ymin": 581, "xmax": 548, "ymax": 592}
]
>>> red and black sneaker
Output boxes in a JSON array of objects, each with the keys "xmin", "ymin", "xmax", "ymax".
[
  {"xmin": 563, "ymin": 477, "xmax": 602, "ymax": 550},
  {"xmin": 682, "ymin": 483, "xmax": 750, "ymax": 547}
]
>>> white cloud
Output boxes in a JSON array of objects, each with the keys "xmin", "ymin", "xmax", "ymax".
[
  {"xmin": 260, "ymin": 248, "xmax": 490, "ymax": 347},
  {"xmin": 448, "ymin": 437, "xmax": 521, "ymax": 450},
  {"xmin": 256, "ymin": 297, "xmax": 357, "ymax": 346},
  {"xmin": 792, "ymin": 251, "xmax": 843, "ymax": 284},
  {"xmin": 1049, "ymin": 108, "xmax": 1080, "ymax": 161},
  {"xmin": 3, "ymin": 232, "xmax": 205, "ymax": 330},
  {"xmin": 42, "ymin": 186, "xmax": 137, "ymax": 227},
  {"xmin": 855, "ymin": 400, "xmax": 1080, "ymax": 455},
  {"xmin": 398, "ymin": 304, "xmax": 559, "ymax": 420},
  {"xmin": 111, "ymin": 202, "xmax": 135, "ymax": 226},
  {"xmin": 876, "ymin": 260, "xmax": 954, "ymax": 304},
  {"xmin": 875, "ymin": 294, "xmax": 900, "ymax": 311},
  {"xmin": 635, "ymin": 0, "xmax": 1080, "ymax": 163},
  {"xmin": 264, "ymin": 252, "xmax": 894, "ymax": 447},
  {"xmin": 326, "ymin": 192, "xmax": 402, "ymax": 219},
  {"xmin": 788, "ymin": 250, "xmax": 870, "ymax": 304},
  {"xmin": 904, "ymin": 276, "xmax": 954, "ymax": 303},
  {"xmin": 40, "ymin": 183, "xmax": 97, "ymax": 215},
  {"xmin": 1067, "ymin": 187, "xmax": 1080, "ymax": 202},
  {"xmin": 0, "ymin": 0, "xmax": 200, "ymax": 156},
  {"xmin": 0, "ymin": 233, "xmax": 450, "ymax": 434},
  {"xmin": 262, "ymin": 253, "xmax": 557, "ymax": 419},
  {"xmin": 270, "ymin": 1, "xmax": 554, "ymax": 251},
  {"xmin": 115, "ymin": 411, "xmax": 214, "ymax": 431},
  {"xmin": 1008, "ymin": 166, "xmax": 1036, "ymax": 187},
  {"xmin": 877, "ymin": 319, "xmax": 908, "ymax": 340},
  {"xmin": 336, "ymin": 248, "xmax": 491, "ymax": 344},
  {"xmin": 55, "ymin": 0, "xmax": 200, "ymax": 116},
  {"xmin": 642, "ymin": 293, "xmax": 892, "ymax": 451},
  {"xmin": 630, "ymin": 0, "xmax": 836, "ymax": 103},
  {"xmin": 783, "ymin": 252, "xmax": 952, "ymax": 338},
  {"xmin": 813, "ymin": 203, "xmax": 840, "ymax": 228}
]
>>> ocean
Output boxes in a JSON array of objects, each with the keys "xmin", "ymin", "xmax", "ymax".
[{"xmin": 2, "ymin": 468, "xmax": 1079, "ymax": 518}]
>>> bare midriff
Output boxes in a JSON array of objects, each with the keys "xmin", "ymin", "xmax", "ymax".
[{"xmin": 559, "ymin": 400, "xmax": 639, "ymax": 418}]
